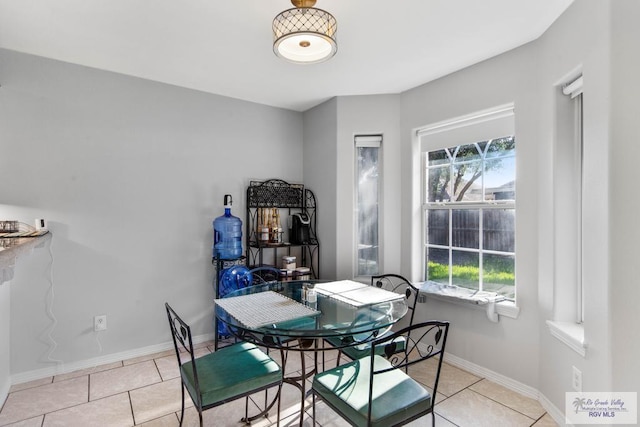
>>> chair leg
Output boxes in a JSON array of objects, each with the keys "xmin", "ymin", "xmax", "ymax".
[
  {"xmin": 277, "ymin": 384, "xmax": 282, "ymax": 427},
  {"xmin": 179, "ymin": 384, "xmax": 185, "ymax": 426},
  {"xmin": 263, "ymin": 389, "xmax": 268, "ymax": 416},
  {"xmin": 312, "ymin": 392, "xmax": 316, "ymax": 424},
  {"xmin": 299, "ymin": 351, "xmax": 307, "ymax": 416},
  {"xmin": 198, "ymin": 408, "xmax": 203, "ymax": 427}
]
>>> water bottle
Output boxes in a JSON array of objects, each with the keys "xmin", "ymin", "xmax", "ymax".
[{"xmin": 213, "ymin": 194, "xmax": 243, "ymax": 259}]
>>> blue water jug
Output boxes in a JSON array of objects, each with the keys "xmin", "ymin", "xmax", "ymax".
[
  {"xmin": 213, "ymin": 194, "xmax": 243, "ymax": 260},
  {"xmin": 216, "ymin": 265, "xmax": 252, "ymax": 336}
]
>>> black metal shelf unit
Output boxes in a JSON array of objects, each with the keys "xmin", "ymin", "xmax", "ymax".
[{"xmin": 245, "ymin": 179, "xmax": 319, "ymax": 279}]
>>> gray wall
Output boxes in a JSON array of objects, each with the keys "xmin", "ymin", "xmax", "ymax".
[
  {"xmin": 286, "ymin": 0, "xmax": 634, "ymax": 418},
  {"xmin": 0, "ymin": 284, "xmax": 9, "ymax": 399},
  {"xmin": 303, "ymin": 98, "xmax": 338, "ymax": 279},
  {"xmin": 396, "ymin": 0, "xmax": 628, "ymax": 414},
  {"xmin": 303, "ymin": 95, "xmax": 403, "ymax": 280},
  {"xmin": 610, "ymin": 0, "xmax": 640, "ymax": 393},
  {"xmin": 335, "ymin": 96, "xmax": 402, "ymax": 279},
  {"xmin": 3, "ymin": 0, "xmax": 639, "ymax": 420},
  {"xmin": 536, "ymin": 0, "xmax": 613, "ymax": 406},
  {"xmin": 400, "ymin": 33, "xmax": 543, "ymax": 388},
  {"xmin": 0, "ymin": 48, "xmax": 303, "ymax": 375}
]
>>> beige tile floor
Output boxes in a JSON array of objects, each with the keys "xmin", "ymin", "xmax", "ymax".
[{"xmin": 0, "ymin": 341, "xmax": 559, "ymax": 427}]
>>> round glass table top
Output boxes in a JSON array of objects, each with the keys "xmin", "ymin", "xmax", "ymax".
[{"xmin": 215, "ymin": 280, "xmax": 409, "ymax": 344}]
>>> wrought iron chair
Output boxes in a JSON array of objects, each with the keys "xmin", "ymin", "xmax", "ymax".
[
  {"xmin": 325, "ymin": 274, "xmax": 421, "ymax": 366},
  {"xmin": 312, "ymin": 320, "xmax": 450, "ymax": 427},
  {"xmin": 165, "ymin": 303, "xmax": 282, "ymax": 426},
  {"xmin": 248, "ymin": 266, "xmax": 281, "ymax": 285}
]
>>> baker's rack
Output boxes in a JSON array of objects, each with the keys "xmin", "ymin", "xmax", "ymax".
[{"xmin": 245, "ymin": 179, "xmax": 319, "ymax": 279}]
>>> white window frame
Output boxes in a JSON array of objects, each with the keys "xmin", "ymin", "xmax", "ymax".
[
  {"xmin": 417, "ymin": 104, "xmax": 520, "ymax": 320},
  {"xmin": 566, "ymin": 77, "xmax": 584, "ymax": 324},
  {"xmin": 546, "ymin": 74, "xmax": 586, "ymax": 356},
  {"xmin": 354, "ymin": 135, "xmax": 383, "ymax": 279}
]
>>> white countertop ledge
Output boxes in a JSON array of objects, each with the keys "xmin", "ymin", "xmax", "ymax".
[
  {"xmin": 546, "ymin": 320, "xmax": 587, "ymax": 357},
  {"xmin": 416, "ymin": 281, "xmax": 519, "ymax": 322}
]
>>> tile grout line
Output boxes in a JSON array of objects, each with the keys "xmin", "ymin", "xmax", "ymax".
[
  {"xmin": 128, "ymin": 390, "xmax": 136, "ymax": 426},
  {"xmin": 456, "ymin": 386, "xmax": 541, "ymax": 424},
  {"xmin": 466, "ymin": 381, "xmax": 544, "ymax": 423},
  {"xmin": 431, "ymin": 376, "xmax": 487, "ymax": 427}
]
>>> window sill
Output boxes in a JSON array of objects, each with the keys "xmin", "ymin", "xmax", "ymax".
[
  {"xmin": 417, "ymin": 281, "xmax": 519, "ymax": 322},
  {"xmin": 546, "ymin": 320, "xmax": 586, "ymax": 357}
]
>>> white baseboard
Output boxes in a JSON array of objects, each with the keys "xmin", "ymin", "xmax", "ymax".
[
  {"xmin": 444, "ymin": 351, "xmax": 539, "ymax": 399},
  {"xmin": 538, "ymin": 392, "xmax": 571, "ymax": 426},
  {"xmin": 10, "ymin": 332, "xmax": 216, "ymax": 386},
  {"xmin": 444, "ymin": 351, "xmax": 566, "ymax": 426},
  {"xmin": 0, "ymin": 377, "xmax": 10, "ymax": 409}
]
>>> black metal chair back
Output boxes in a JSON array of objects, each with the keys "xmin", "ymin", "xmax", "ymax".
[
  {"xmin": 165, "ymin": 302, "xmax": 283, "ymax": 427},
  {"xmin": 370, "ymin": 274, "xmax": 421, "ymax": 328},
  {"xmin": 313, "ymin": 320, "xmax": 450, "ymax": 426},
  {"xmin": 166, "ymin": 302, "xmax": 203, "ymax": 408}
]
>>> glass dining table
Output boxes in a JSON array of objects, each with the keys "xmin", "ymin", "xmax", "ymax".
[{"xmin": 214, "ymin": 279, "xmax": 408, "ymax": 425}]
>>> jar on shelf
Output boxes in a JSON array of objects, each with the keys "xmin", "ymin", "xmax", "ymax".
[
  {"xmin": 294, "ymin": 266, "xmax": 310, "ymax": 280},
  {"xmin": 282, "ymin": 256, "xmax": 296, "ymax": 270}
]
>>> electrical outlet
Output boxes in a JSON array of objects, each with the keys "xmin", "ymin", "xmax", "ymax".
[
  {"xmin": 572, "ymin": 366, "xmax": 582, "ymax": 392},
  {"xmin": 94, "ymin": 315, "xmax": 107, "ymax": 332}
]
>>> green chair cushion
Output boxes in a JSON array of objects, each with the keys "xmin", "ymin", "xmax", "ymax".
[
  {"xmin": 313, "ymin": 355, "xmax": 431, "ymax": 427},
  {"xmin": 326, "ymin": 334, "xmax": 406, "ymax": 360},
  {"xmin": 181, "ymin": 341, "xmax": 282, "ymax": 407}
]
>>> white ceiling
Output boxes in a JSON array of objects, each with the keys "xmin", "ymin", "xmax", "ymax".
[{"xmin": 0, "ymin": 0, "xmax": 573, "ymax": 112}]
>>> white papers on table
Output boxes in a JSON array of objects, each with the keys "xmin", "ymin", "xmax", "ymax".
[
  {"xmin": 330, "ymin": 285, "xmax": 405, "ymax": 307},
  {"xmin": 314, "ymin": 280, "xmax": 404, "ymax": 307},
  {"xmin": 314, "ymin": 280, "xmax": 367, "ymax": 296}
]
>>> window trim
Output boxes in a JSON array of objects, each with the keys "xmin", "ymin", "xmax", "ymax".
[
  {"xmin": 547, "ymin": 73, "xmax": 586, "ymax": 353},
  {"xmin": 416, "ymin": 105, "xmax": 518, "ymax": 320},
  {"xmin": 354, "ymin": 135, "xmax": 383, "ymax": 280}
]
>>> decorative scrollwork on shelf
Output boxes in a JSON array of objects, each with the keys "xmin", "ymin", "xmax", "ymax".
[{"xmin": 247, "ymin": 179, "xmax": 304, "ymax": 208}]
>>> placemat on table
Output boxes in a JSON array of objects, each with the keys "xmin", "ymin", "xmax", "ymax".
[{"xmin": 215, "ymin": 291, "xmax": 320, "ymax": 328}]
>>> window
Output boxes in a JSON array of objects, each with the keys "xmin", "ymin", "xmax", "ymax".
[
  {"xmin": 355, "ymin": 135, "xmax": 382, "ymax": 277},
  {"xmin": 420, "ymin": 106, "xmax": 516, "ymax": 300},
  {"xmin": 546, "ymin": 74, "xmax": 585, "ymax": 356},
  {"xmin": 557, "ymin": 74, "xmax": 584, "ymax": 323}
]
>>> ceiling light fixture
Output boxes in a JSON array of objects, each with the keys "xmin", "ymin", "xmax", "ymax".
[{"xmin": 273, "ymin": 0, "xmax": 337, "ymax": 64}]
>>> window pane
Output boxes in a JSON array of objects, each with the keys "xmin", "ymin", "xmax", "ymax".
[
  {"xmin": 453, "ymin": 143, "xmax": 482, "ymax": 163},
  {"xmin": 428, "ymin": 149, "xmax": 450, "ymax": 166},
  {"xmin": 452, "ymin": 160, "xmax": 483, "ymax": 202},
  {"xmin": 423, "ymin": 132, "xmax": 516, "ymax": 299},
  {"xmin": 452, "ymin": 250, "xmax": 479, "ymax": 291},
  {"xmin": 356, "ymin": 146, "xmax": 379, "ymax": 276},
  {"xmin": 485, "ymin": 136, "xmax": 515, "ymax": 158},
  {"xmin": 427, "ymin": 210, "xmax": 449, "ymax": 246},
  {"xmin": 426, "ymin": 247, "xmax": 449, "ymax": 284},
  {"xmin": 483, "ymin": 209, "xmax": 515, "ymax": 252},
  {"xmin": 428, "ymin": 165, "xmax": 451, "ymax": 202},
  {"xmin": 485, "ymin": 156, "xmax": 515, "ymax": 201},
  {"xmin": 452, "ymin": 209, "xmax": 479, "ymax": 249},
  {"xmin": 483, "ymin": 254, "xmax": 515, "ymax": 299}
]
